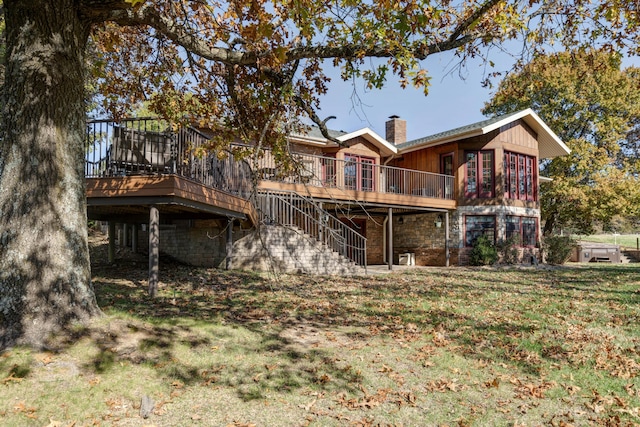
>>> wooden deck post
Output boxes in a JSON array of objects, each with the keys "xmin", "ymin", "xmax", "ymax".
[
  {"xmin": 116, "ymin": 223, "xmax": 123, "ymax": 247},
  {"xmin": 122, "ymin": 223, "xmax": 129, "ymax": 248},
  {"xmin": 148, "ymin": 206, "xmax": 160, "ymax": 298},
  {"xmin": 225, "ymin": 219, "xmax": 234, "ymax": 270},
  {"xmin": 387, "ymin": 208, "xmax": 393, "ymax": 271},
  {"xmin": 445, "ymin": 211, "xmax": 450, "ymax": 267},
  {"xmin": 108, "ymin": 221, "xmax": 116, "ymax": 263},
  {"xmin": 131, "ymin": 223, "xmax": 138, "ymax": 253}
]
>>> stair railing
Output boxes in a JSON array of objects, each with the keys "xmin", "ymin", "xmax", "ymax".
[{"xmin": 256, "ymin": 190, "xmax": 367, "ymax": 269}]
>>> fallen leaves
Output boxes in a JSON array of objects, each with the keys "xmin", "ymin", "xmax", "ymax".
[
  {"xmin": 13, "ymin": 401, "xmax": 37, "ymax": 419},
  {"xmin": 35, "ymin": 353, "xmax": 54, "ymax": 365},
  {"xmin": 425, "ymin": 378, "xmax": 468, "ymax": 393},
  {"xmin": 432, "ymin": 330, "xmax": 451, "ymax": 348},
  {"xmin": 43, "ymin": 420, "xmax": 77, "ymax": 427},
  {"xmin": 2, "ymin": 371, "xmax": 24, "ymax": 384},
  {"xmin": 3, "ymin": 263, "xmax": 640, "ymax": 425},
  {"xmin": 562, "ymin": 383, "xmax": 581, "ymax": 396},
  {"xmin": 336, "ymin": 385, "xmax": 395, "ymax": 411},
  {"xmin": 484, "ymin": 377, "xmax": 500, "ymax": 389},
  {"xmin": 510, "ymin": 377, "xmax": 557, "ymax": 399}
]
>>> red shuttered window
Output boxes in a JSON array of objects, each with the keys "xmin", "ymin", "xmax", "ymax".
[
  {"xmin": 465, "ymin": 150, "xmax": 494, "ymax": 198},
  {"xmin": 503, "ymin": 151, "xmax": 537, "ymax": 201}
]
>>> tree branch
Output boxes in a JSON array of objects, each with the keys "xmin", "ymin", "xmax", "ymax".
[
  {"xmin": 103, "ymin": 2, "xmax": 495, "ymax": 67},
  {"xmin": 449, "ymin": 0, "xmax": 504, "ymax": 44},
  {"xmin": 294, "ymin": 95, "xmax": 343, "ymax": 145},
  {"xmin": 79, "ymin": 0, "xmax": 136, "ymax": 22}
]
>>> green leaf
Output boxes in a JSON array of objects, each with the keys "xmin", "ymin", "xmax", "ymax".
[{"xmin": 124, "ymin": 0, "xmax": 146, "ymax": 7}]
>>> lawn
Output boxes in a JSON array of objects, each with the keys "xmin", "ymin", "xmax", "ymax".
[
  {"xmin": 1, "ymin": 240, "xmax": 639, "ymax": 426},
  {"xmin": 578, "ymin": 234, "xmax": 640, "ymax": 250}
]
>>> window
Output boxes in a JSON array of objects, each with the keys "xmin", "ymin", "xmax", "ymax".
[
  {"xmin": 441, "ymin": 153, "xmax": 454, "ymax": 176},
  {"xmin": 344, "ymin": 154, "xmax": 375, "ymax": 191},
  {"xmin": 322, "ymin": 156, "xmax": 336, "ymax": 187},
  {"xmin": 522, "ymin": 217, "xmax": 537, "ymax": 247},
  {"xmin": 504, "ymin": 151, "xmax": 537, "ymax": 201},
  {"xmin": 465, "ymin": 150, "xmax": 494, "ymax": 198},
  {"xmin": 465, "ymin": 215, "xmax": 496, "ymax": 247},
  {"xmin": 506, "ymin": 216, "xmax": 538, "ymax": 247}
]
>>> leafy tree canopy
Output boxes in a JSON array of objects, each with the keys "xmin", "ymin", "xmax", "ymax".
[
  {"xmin": 91, "ymin": 0, "xmax": 640, "ymax": 152},
  {"xmin": 483, "ymin": 49, "xmax": 640, "ymax": 234}
]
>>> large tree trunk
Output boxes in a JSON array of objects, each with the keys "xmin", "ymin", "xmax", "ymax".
[{"xmin": 0, "ymin": 0, "xmax": 101, "ymax": 349}]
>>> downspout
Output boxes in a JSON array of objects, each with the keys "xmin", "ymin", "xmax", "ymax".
[{"xmin": 383, "ymin": 154, "xmax": 398, "ymax": 165}]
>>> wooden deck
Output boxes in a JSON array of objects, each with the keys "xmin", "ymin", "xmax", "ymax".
[
  {"xmin": 86, "ymin": 174, "xmax": 455, "ymax": 226},
  {"xmin": 86, "ymin": 175, "xmax": 257, "ymax": 224},
  {"xmin": 258, "ymin": 181, "xmax": 457, "ymax": 210},
  {"xmin": 85, "ymin": 119, "xmax": 457, "ymax": 224}
]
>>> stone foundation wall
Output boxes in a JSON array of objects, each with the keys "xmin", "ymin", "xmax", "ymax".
[
  {"xmin": 109, "ymin": 204, "xmax": 542, "ymax": 269},
  {"xmin": 129, "ymin": 219, "xmax": 251, "ymax": 267},
  {"xmin": 391, "ymin": 213, "xmax": 457, "ymax": 266}
]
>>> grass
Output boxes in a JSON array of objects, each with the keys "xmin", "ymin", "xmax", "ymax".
[
  {"xmin": 577, "ymin": 233, "xmax": 640, "ymax": 249},
  {"xmin": 1, "ymin": 237, "xmax": 640, "ymax": 426}
]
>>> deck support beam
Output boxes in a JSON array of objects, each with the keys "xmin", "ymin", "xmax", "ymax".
[
  {"xmin": 108, "ymin": 221, "xmax": 116, "ymax": 263},
  {"xmin": 225, "ymin": 218, "xmax": 234, "ymax": 270},
  {"xmin": 148, "ymin": 206, "xmax": 160, "ymax": 297},
  {"xmin": 387, "ymin": 208, "xmax": 393, "ymax": 271}
]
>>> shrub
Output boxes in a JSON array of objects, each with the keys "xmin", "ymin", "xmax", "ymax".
[
  {"xmin": 469, "ymin": 235, "xmax": 498, "ymax": 266},
  {"xmin": 496, "ymin": 236, "xmax": 520, "ymax": 265},
  {"xmin": 542, "ymin": 235, "xmax": 576, "ymax": 265}
]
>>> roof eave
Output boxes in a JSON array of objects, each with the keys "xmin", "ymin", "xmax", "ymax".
[
  {"xmin": 338, "ymin": 128, "xmax": 398, "ymax": 156},
  {"xmin": 518, "ymin": 109, "xmax": 571, "ymax": 159},
  {"xmin": 398, "ymin": 129, "xmax": 484, "ymax": 155},
  {"xmin": 288, "ymin": 133, "xmax": 331, "ymax": 146}
]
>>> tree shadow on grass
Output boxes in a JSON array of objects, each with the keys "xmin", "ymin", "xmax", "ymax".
[
  {"xmin": 47, "ymin": 252, "xmax": 368, "ymax": 401},
  {"xmin": 37, "ymin": 245, "xmax": 640, "ymax": 403}
]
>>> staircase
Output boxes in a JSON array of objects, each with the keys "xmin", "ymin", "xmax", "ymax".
[
  {"xmin": 229, "ymin": 191, "xmax": 367, "ymax": 275},
  {"xmin": 621, "ymin": 250, "xmax": 640, "ymax": 263}
]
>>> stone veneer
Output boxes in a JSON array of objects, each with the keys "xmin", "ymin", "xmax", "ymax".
[
  {"xmin": 131, "ymin": 219, "xmax": 251, "ymax": 267},
  {"xmin": 113, "ymin": 205, "xmax": 540, "ymax": 269},
  {"xmin": 390, "ymin": 212, "xmax": 457, "ymax": 266}
]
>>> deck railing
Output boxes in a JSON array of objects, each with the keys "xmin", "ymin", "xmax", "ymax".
[
  {"xmin": 256, "ymin": 190, "xmax": 367, "ymax": 268},
  {"xmin": 85, "ymin": 118, "xmax": 454, "ymax": 202},
  {"xmin": 254, "ymin": 151, "xmax": 455, "ymax": 200},
  {"xmin": 85, "ymin": 118, "xmax": 252, "ymax": 199}
]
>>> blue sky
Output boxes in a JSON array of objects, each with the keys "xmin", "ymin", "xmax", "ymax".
[
  {"xmin": 315, "ymin": 52, "xmax": 512, "ymax": 141},
  {"xmin": 316, "ymin": 51, "xmax": 640, "ymax": 142}
]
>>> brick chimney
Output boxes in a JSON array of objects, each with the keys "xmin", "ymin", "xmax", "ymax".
[{"xmin": 385, "ymin": 115, "xmax": 406, "ymax": 145}]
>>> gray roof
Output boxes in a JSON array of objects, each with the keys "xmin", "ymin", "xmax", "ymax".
[{"xmin": 297, "ymin": 125, "xmax": 347, "ymax": 140}]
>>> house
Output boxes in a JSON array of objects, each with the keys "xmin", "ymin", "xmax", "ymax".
[{"xmin": 85, "ymin": 109, "xmax": 569, "ymax": 279}]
